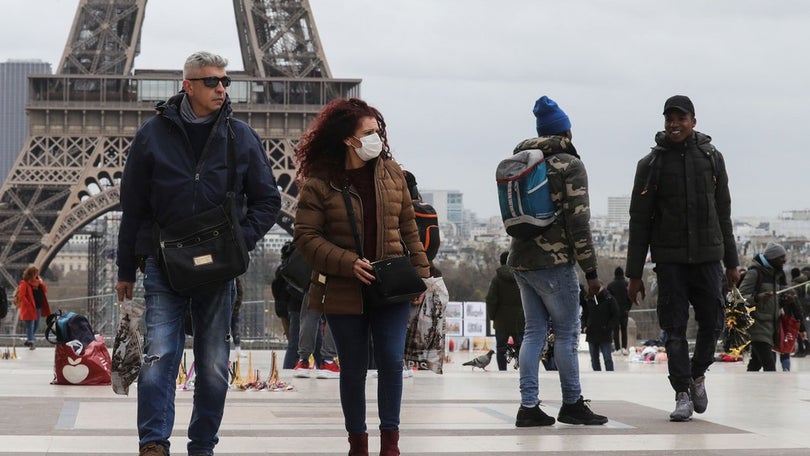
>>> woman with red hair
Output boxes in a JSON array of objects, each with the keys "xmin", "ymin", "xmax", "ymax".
[
  {"xmin": 293, "ymin": 98, "xmax": 429, "ymax": 456},
  {"xmin": 16, "ymin": 265, "xmax": 51, "ymax": 349}
]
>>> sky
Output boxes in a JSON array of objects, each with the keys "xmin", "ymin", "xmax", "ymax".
[{"xmin": 2, "ymin": 0, "xmax": 809, "ymax": 220}]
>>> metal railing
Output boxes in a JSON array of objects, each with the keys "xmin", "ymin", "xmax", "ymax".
[{"xmin": 0, "ymin": 296, "xmax": 287, "ymax": 349}]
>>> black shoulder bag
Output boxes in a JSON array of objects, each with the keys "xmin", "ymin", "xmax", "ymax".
[
  {"xmin": 155, "ymin": 121, "xmax": 249, "ymax": 296},
  {"xmin": 341, "ymin": 182, "xmax": 426, "ymax": 305}
]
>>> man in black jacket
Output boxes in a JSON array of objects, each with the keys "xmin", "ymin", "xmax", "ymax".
[
  {"xmin": 607, "ymin": 267, "xmax": 633, "ymax": 354},
  {"xmin": 626, "ymin": 95, "xmax": 739, "ymax": 422}
]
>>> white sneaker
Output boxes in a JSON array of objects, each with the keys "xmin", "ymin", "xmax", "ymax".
[
  {"xmin": 293, "ymin": 359, "xmax": 311, "ymax": 378},
  {"xmin": 402, "ymin": 368, "xmax": 414, "ymax": 378},
  {"xmin": 621, "ymin": 348, "xmax": 629, "ymax": 356}
]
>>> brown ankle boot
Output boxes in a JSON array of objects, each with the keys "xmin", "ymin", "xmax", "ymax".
[
  {"xmin": 348, "ymin": 432, "xmax": 368, "ymax": 456},
  {"xmin": 380, "ymin": 430, "xmax": 400, "ymax": 456}
]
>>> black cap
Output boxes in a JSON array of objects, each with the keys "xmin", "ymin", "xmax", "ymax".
[{"xmin": 663, "ymin": 95, "xmax": 695, "ymax": 116}]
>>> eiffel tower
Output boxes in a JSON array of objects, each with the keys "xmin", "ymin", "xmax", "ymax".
[{"xmin": 0, "ymin": 0, "xmax": 360, "ymax": 289}]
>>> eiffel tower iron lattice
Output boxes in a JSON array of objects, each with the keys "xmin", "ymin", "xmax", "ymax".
[{"xmin": 0, "ymin": 0, "xmax": 359, "ymax": 289}]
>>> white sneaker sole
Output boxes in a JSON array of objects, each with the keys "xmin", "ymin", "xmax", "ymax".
[{"xmin": 293, "ymin": 370, "xmax": 311, "ymax": 378}]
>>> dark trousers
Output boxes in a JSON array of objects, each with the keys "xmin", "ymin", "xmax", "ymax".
[
  {"xmin": 656, "ymin": 262, "xmax": 724, "ymax": 393},
  {"xmin": 747, "ymin": 341, "xmax": 777, "ymax": 371},
  {"xmin": 613, "ymin": 312, "xmax": 629, "ymax": 350},
  {"xmin": 495, "ymin": 331, "xmax": 523, "ymax": 371}
]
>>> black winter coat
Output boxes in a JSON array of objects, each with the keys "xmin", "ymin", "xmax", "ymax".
[
  {"xmin": 626, "ymin": 131, "xmax": 738, "ymax": 278},
  {"xmin": 485, "ymin": 265, "xmax": 525, "ymax": 334},
  {"xmin": 583, "ymin": 289, "xmax": 619, "ymax": 344},
  {"xmin": 606, "ymin": 276, "xmax": 631, "ymax": 315}
]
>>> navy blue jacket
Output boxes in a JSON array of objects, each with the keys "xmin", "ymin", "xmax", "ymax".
[{"xmin": 117, "ymin": 93, "xmax": 280, "ymax": 282}]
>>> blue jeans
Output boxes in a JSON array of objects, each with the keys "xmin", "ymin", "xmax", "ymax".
[
  {"xmin": 24, "ymin": 308, "xmax": 41, "ymax": 342},
  {"xmin": 514, "ymin": 265, "xmax": 582, "ymax": 407},
  {"xmin": 588, "ymin": 341, "xmax": 614, "ymax": 371},
  {"xmin": 325, "ymin": 294, "xmax": 410, "ymax": 434},
  {"xmin": 138, "ymin": 258, "xmax": 234, "ymax": 456}
]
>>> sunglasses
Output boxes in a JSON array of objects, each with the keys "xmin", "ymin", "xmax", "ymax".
[{"xmin": 187, "ymin": 76, "xmax": 231, "ymax": 88}]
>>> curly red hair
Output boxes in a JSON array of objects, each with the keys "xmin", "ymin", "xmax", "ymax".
[{"xmin": 295, "ymin": 98, "xmax": 391, "ymax": 182}]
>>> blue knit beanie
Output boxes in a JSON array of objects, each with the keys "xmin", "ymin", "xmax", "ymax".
[{"xmin": 533, "ymin": 96, "xmax": 571, "ymax": 136}]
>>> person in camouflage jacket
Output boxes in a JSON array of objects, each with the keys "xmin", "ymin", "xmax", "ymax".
[{"xmin": 510, "ymin": 96, "xmax": 607, "ymax": 429}]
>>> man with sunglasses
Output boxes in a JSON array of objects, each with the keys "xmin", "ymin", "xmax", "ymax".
[{"xmin": 116, "ymin": 51, "xmax": 280, "ymax": 456}]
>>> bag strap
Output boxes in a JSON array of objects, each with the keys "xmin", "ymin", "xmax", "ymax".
[
  {"xmin": 225, "ymin": 119, "xmax": 236, "ymax": 194},
  {"xmin": 44, "ymin": 311, "xmax": 61, "ymax": 345},
  {"xmin": 341, "ymin": 180, "xmax": 364, "ymax": 259},
  {"xmin": 341, "ymin": 177, "xmax": 410, "ymax": 261}
]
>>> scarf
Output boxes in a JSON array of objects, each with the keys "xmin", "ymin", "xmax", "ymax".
[{"xmin": 180, "ymin": 94, "xmax": 217, "ymax": 124}]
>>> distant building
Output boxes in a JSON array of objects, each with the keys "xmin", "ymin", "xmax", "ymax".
[
  {"xmin": 421, "ymin": 189, "xmax": 464, "ymax": 237},
  {"xmin": 607, "ymin": 195, "xmax": 631, "ymax": 228},
  {"xmin": 51, "ymin": 234, "xmax": 91, "ymax": 273},
  {"xmin": 0, "ymin": 59, "xmax": 52, "ymax": 185},
  {"xmin": 256, "ymin": 225, "xmax": 293, "ymax": 254}
]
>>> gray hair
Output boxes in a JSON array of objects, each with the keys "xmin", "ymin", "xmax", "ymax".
[{"xmin": 183, "ymin": 51, "xmax": 228, "ymax": 78}]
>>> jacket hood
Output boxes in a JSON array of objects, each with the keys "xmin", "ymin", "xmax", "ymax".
[
  {"xmin": 514, "ymin": 135, "xmax": 580, "ymax": 158},
  {"xmin": 496, "ymin": 265, "xmax": 517, "ymax": 282},
  {"xmin": 653, "ymin": 130, "xmax": 712, "ymax": 150},
  {"xmin": 750, "ymin": 254, "xmax": 781, "ymax": 279}
]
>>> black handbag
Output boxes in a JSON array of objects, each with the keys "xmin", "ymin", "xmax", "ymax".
[
  {"xmin": 155, "ymin": 121, "xmax": 249, "ymax": 296},
  {"xmin": 342, "ymin": 182, "xmax": 426, "ymax": 305},
  {"xmin": 278, "ymin": 244, "xmax": 312, "ymax": 293}
]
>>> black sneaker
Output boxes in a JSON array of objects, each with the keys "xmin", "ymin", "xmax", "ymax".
[
  {"xmin": 515, "ymin": 404, "xmax": 556, "ymax": 427},
  {"xmin": 557, "ymin": 397, "xmax": 608, "ymax": 425}
]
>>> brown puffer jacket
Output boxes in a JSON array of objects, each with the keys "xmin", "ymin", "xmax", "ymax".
[{"xmin": 294, "ymin": 157, "xmax": 430, "ymax": 315}]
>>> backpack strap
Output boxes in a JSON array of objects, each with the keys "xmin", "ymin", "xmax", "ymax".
[
  {"xmin": 44, "ymin": 311, "xmax": 60, "ymax": 344},
  {"xmin": 640, "ymin": 150, "xmax": 662, "ymax": 196},
  {"xmin": 697, "ymin": 143, "xmax": 719, "ymax": 187}
]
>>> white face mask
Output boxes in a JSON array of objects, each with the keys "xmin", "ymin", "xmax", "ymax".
[{"xmin": 353, "ymin": 133, "xmax": 383, "ymax": 161}]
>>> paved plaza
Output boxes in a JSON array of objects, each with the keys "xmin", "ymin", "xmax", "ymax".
[{"xmin": 1, "ymin": 344, "xmax": 809, "ymax": 455}]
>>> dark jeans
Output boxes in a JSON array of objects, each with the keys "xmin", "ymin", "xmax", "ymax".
[
  {"xmin": 747, "ymin": 341, "xmax": 776, "ymax": 371},
  {"xmin": 588, "ymin": 341, "xmax": 614, "ymax": 371},
  {"xmin": 326, "ymin": 293, "xmax": 410, "ymax": 434},
  {"xmin": 656, "ymin": 262, "xmax": 724, "ymax": 393},
  {"xmin": 495, "ymin": 331, "xmax": 523, "ymax": 371}
]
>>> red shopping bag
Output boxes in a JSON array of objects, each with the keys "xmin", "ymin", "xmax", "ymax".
[
  {"xmin": 52, "ymin": 335, "xmax": 112, "ymax": 385},
  {"xmin": 777, "ymin": 314, "xmax": 801, "ymax": 355}
]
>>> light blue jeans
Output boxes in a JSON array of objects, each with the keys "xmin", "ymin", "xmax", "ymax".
[
  {"xmin": 513, "ymin": 264, "xmax": 582, "ymax": 407},
  {"xmin": 24, "ymin": 308, "xmax": 41, "ymax": 342},
  {"xmin": 138, "ymin": 258, "xmax": 234, "ymax": 456}
]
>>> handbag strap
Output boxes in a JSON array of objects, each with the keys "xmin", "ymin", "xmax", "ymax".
[
  {"xmin": 225, "ymin": 119, "xmax": 236, "ymax": 195},
  {"xmin": 341, "ymin": 179, "xmax": 412, "ymax": 261},
  {"xmin": 341, "ymin": 180, "xmax": 364, "ymax": 259}
]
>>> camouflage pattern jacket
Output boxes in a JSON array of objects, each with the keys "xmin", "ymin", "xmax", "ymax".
[{"xmin": 507, "ymin": 136, "xmax": 598, "ymax": 277}]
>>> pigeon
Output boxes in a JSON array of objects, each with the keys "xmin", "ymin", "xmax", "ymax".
[{"xmin": 462, "ymin": 350, "xmax": 495, "ymax": 371}]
